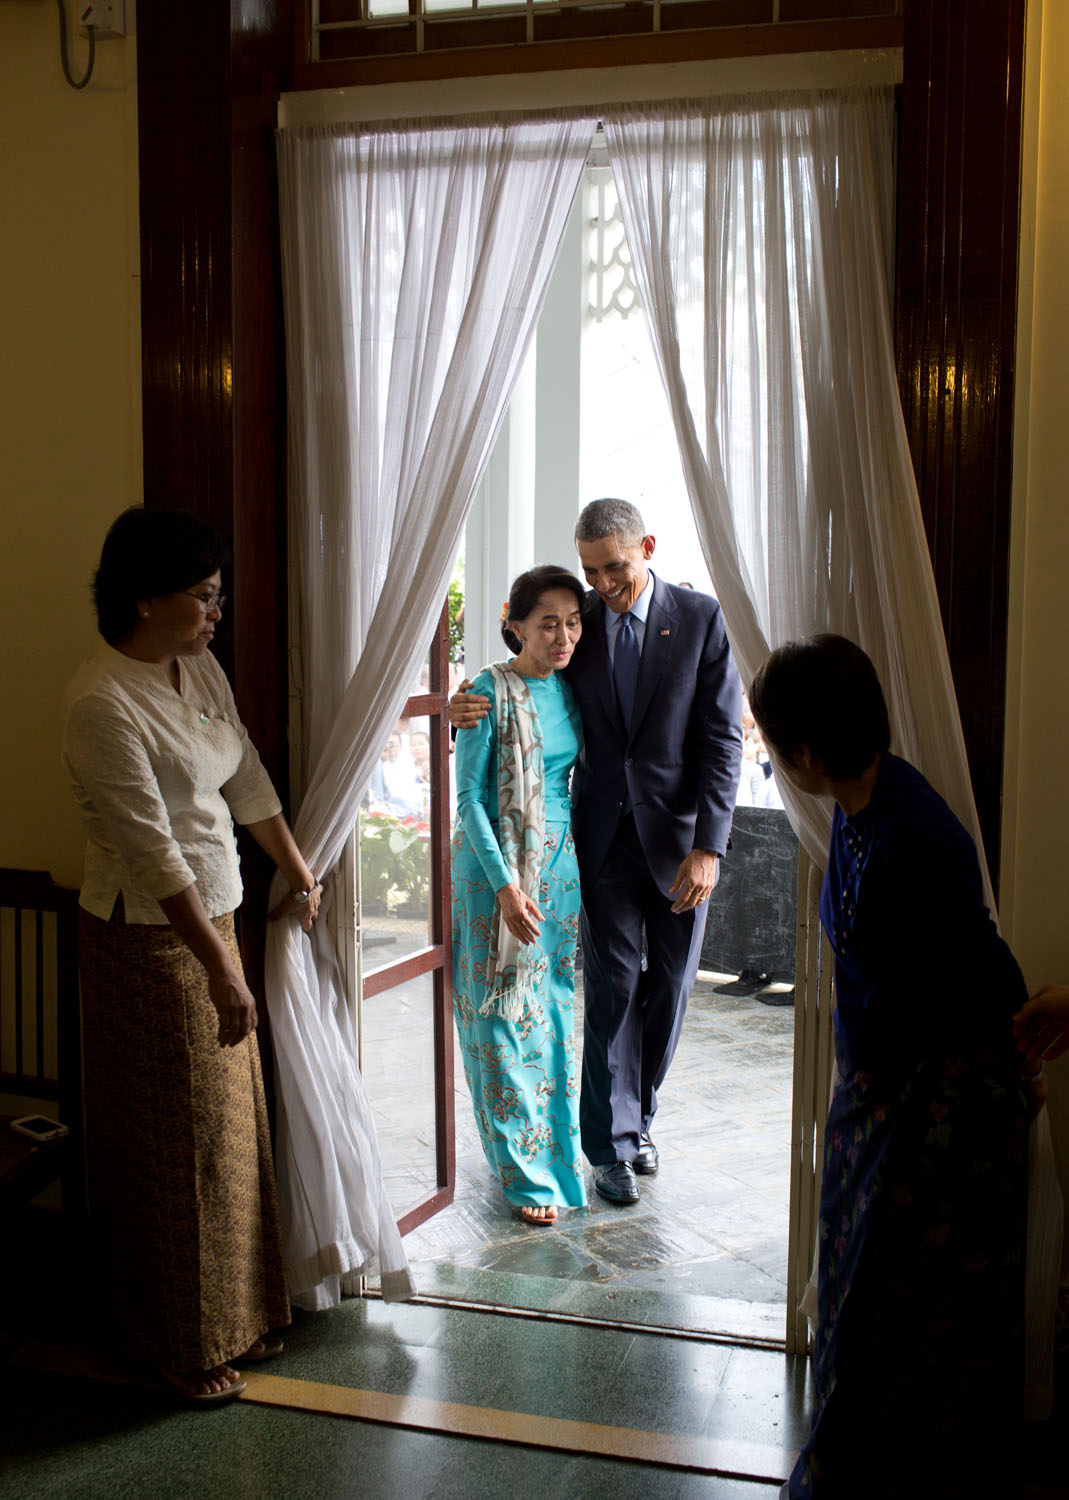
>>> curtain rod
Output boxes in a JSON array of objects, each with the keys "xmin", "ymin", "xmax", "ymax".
[{"xmin": 278, "ymin": 48, "xmax": 902, "ymax": 130}]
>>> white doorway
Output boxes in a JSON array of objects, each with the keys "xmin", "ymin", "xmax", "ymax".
[{"xmin": 397, "ymin": 164, "xmax": 799, "ymax": 1339}]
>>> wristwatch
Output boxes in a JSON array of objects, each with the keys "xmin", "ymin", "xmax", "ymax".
[{"xmin": 289, "ymin": 880, "xmax": 319, "ymax": 905}]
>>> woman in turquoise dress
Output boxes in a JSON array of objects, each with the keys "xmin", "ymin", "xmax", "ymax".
[{"xmin": 451, "ymin": 566, "xmax": 588, "ymax": 1224}]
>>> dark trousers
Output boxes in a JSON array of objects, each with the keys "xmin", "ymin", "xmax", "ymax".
[{"xmin": 579, "ymin": 812, "xmax": 708, "ymax": 1167}]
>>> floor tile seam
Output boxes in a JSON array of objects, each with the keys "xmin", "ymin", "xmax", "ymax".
[{"xmin": 238, "ymin": 1369, "xmax": 791, "ymax": 1485}]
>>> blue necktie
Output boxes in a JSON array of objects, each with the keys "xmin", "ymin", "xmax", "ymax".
[{"xmin": 614, "ymin": 612, "xmax": 639, "ymax": 729}]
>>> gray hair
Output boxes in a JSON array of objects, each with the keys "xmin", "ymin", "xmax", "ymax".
[{"xmin": 574, "ymin": 498, "xmax": 647, "ymax": 548}]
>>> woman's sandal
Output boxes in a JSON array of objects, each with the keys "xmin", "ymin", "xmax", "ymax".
[
  {"xmin": 518, "ymin": 1204, "xmax": 558, "ymax": 1226},
  {"xmin": 232, "ymin": 1335, "xmax": 284, "ymax": 1364},
  {"xmin": 161, "ymin": 1365, "xmax": 247, "ymax": 1404}
]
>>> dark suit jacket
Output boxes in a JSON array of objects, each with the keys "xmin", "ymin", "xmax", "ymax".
[{"xmin": 565, "ymin": 573, "xmax": 742, "ymax": 898}]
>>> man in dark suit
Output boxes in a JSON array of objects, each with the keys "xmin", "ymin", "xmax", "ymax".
[
  {"xmin": 567, "ymin": 500, "xmax": 741, "ymax": 1202},
  {"xmin": 452, "ymin": 499, "xmax": 741, "ymax": 1204}
]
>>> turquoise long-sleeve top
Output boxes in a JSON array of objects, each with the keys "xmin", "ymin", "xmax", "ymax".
[{"xmin": 453, "ymin": 666, "xmax": 583, "ymax": 893}]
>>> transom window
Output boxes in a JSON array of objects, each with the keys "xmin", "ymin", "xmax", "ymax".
[{"xmin": 310, "ymin": 0, "xmax": 901, "ymax": 65}]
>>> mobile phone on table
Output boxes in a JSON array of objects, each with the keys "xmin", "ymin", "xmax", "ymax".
[{"xmin": 10, "ymin": 1115, "xmax": 69, "ymax": 1142}]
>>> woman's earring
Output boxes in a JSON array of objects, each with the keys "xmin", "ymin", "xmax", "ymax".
[{"xmin": 141, "ymin": 610, "xmax": 150, "ymax": 620}]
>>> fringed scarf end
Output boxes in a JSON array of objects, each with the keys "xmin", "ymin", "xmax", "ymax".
[{"xmin": 478, "ymin": 958, "xmax": 548, "ymax": 1023}]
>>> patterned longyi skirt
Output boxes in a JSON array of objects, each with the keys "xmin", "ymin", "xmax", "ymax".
[
  {"xmin": 785, "ymin": 1048, "xmax": 1028, "ymax": 1499},
  {"xmin": 79, "ymin": 905, "xmax": 290, "ymax": 1372}
]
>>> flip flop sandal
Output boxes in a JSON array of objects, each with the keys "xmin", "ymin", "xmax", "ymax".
[
  {"xmin": 162, "ymin": 1368, "xmax": 247, "ymax": 1404},
  {"xmin": 233, "ymin": 1335, "xmax": 284, "ymax": 1363},
  {"xmin": 517, "ymin": 1205, "xmax": 558, "ymax": 1226}
]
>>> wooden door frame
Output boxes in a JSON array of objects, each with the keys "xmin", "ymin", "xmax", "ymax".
[
  {"xmin": 894, "ymin": 0, "xmax": 1026, "ymax": 890},
  {"xmin": 136, "ymin": 4, "xmax": 294, "ymax": 1040}
]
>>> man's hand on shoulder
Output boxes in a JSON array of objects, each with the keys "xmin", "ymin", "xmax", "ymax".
[
  {"xmin": 668, "ymin": 849, "xmax": 719, "ymax": 913},
  {"xmin": 449, "ymin": 679, "xmax": 491, "ymax": 730}
]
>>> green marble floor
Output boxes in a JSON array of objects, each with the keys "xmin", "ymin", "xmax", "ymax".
[
  {"xmin": 0, "ymin": 1382, "xmax": 787, "ymax": 1500},
  {"xmin": 2, "ymin": 1267, "xmax": 804, "ymax": 1500},
  {"xmin": 6, "ymin": 1285, "xmax": 1066, "ymax": 1500},
  {"xmin": 3, "ymin": 1195, "xmax": 1067, "ymax": 1498}
]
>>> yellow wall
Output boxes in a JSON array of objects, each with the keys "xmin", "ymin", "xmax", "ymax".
[
  {"xmin": 1003, "ymin": 0, "xmax": 1069, "ymax": 1253},
  {"xmin": 0, "ymin": 2, "xmax": 142, "ymax": 890}
]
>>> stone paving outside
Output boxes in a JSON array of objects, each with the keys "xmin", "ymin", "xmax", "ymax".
[{"xmin": 360, "ymin": 955, "xmax": 795, "ymax": 1320}]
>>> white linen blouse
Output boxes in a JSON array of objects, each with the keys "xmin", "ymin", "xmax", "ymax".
[{"xmin": 62, "ymin": 642, "xmax": 282, "ymax": 924}]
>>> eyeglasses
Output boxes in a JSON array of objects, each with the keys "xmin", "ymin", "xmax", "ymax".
[{"xmin": 182, "ymin": 590, "xmax": 227, "ymax": 612}]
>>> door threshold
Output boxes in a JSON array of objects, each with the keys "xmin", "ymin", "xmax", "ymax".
[{"xmin": 364, "ymin": 1262, "xmax": 787, "ymax": 1350}]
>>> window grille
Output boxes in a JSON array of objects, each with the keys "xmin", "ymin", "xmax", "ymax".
[
  {"xmin": 586, "ymin": 168, "xmax": 639, "ymax": 324},
  {"xmin": 311, "ymin": 0, "xmax": 902, "ymax": 65}
]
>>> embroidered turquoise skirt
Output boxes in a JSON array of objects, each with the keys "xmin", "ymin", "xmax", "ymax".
[{"xmin": 451, "ymin": 815, "xmax": 587, "ymax": 1209}]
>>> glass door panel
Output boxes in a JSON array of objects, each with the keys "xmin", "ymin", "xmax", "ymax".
[
  {"xmin": 359, "ymin": 808, "xmax": 434, "ymax": 964},
  {"xmin": 360, "ymin": 971, "xmax": 441, "ymax": 1219},
  {"xmin": 356, "ymin": 603, "xmax": 456, "ymax": 1236}
]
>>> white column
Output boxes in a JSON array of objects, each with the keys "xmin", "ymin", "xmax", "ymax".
[
  {"xmin": 463, "ymin": 185, "xmax": 584, "ymax": 672},
  {"xmin": 463, "ymin": 343, "xmax": 537, "ymax": 676},
  {"xmin": 534, "ymin": 191, "xmax": 584, "ymax": 569}
]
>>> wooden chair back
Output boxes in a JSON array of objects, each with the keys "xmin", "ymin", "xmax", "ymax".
[{"xmin": 0, "ymin": 869, "xmax": 84, "ymax": 1215}]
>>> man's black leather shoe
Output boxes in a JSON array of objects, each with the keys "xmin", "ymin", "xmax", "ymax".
[
  {"xmin": 633, "ymin": 1133, "xmax": 659, "ymax": 1176},
  {"xmin": 593, "ymin": 1161, "xmax": 640, "ymax": 1204}
]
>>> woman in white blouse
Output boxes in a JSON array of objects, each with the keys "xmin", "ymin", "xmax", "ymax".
[{"xmin": 63, "ymin": 508, "xmax": 319, "ymax": 1405}]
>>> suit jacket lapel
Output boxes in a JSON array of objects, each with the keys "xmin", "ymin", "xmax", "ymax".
[{"xmin": 630, "ymin": 575, "xmax": 677, "ymax": 742}]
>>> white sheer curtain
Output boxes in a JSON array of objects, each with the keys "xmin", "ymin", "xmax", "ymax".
[
  {"xmin": 602, "ymin": 89, "xmax": 990, "ymax": 896},
  {"xmin": 603, "ymin": 88, "xmax": 1060, "ymax": 1412},
  {"xmin": 270, "ymin": 111, "xmax": 594, "ymax": 1311}
]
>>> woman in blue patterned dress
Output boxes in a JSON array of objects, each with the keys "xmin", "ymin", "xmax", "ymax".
[
  {"xmin": 451, "ymin": 566, "xmax": 588, "ymax": 1225},
  {"xmin": 750, "ymin": 635, "xmax": 1030, "ymax": 1500}
]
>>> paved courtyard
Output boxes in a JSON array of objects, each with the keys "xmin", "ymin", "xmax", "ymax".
[{"xmin": 360, "ymin": 962, "xmax": 795, "ymax": 1337}]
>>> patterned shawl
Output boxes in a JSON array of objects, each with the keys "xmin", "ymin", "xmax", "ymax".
[{"xmin": 480, "ymin": 663, "xmax": 548, "ymax": 1022}]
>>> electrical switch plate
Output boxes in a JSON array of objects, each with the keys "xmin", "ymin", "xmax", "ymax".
[{"xmin": 77, "ymin": 0, "xmax": 127, "ymax": 38}]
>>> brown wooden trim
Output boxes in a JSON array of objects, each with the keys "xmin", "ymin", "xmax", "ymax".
[
  {"xmin": 428, "ymin": 602, "xmax": 452, "ymax": 953},
  {"xmin": 136, "ymin": 7, "xmax": 293, "ymax": 777},
  {"xmin": 404, "ymin": 692, "xmax": 448, "ymax": 717},
  {"xmin": 136, "ymin": 12, "xmax": 234, "ymax": 625},
  {"xmin": 363, "ymin": 944, "xmax": 444, "ymax": 996},
  {"xmin": 294, "ymin": 15, "xmax": 902, "ymax": 90},
  {"xmin": 429, "ymin": 605, "xmax": 456, "ymax": 1190},
  {"xmin": 894, "ymin": 0, "xmax": 1025, "ymax": 885},
  {"xmin": 781, "ymin": 0, "xmax": 896, "ymax": 16},
  {"xmin": 398, "ymin": 1181, "xmax": 456, "ymax": 1235}
]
